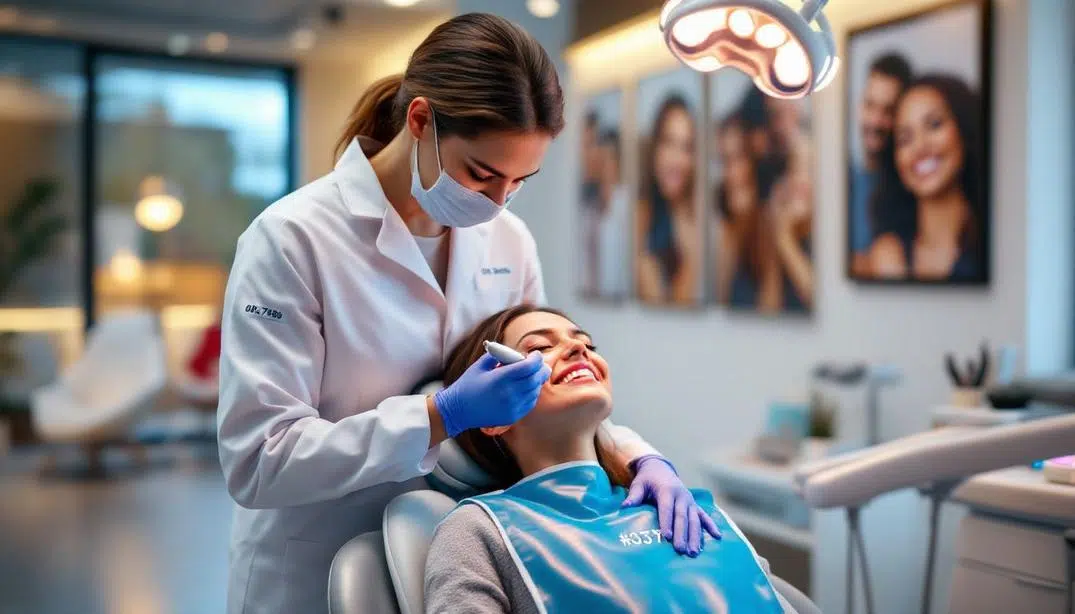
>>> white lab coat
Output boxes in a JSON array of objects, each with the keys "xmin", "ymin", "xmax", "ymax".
[{"xmin": 217, "ymin": 138, "xmax": 658, "ymax": 614}]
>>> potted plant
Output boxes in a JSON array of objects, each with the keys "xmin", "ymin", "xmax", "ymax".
[{"xmin": 0, "ymin": 177, "xmax": 68, "ymax": 444}]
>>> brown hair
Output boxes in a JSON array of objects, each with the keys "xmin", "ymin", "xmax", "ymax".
[
  {"xmin": 334, "ymin": 13, "xmax": 565, "ymax": 159},
  {"xmin": 443, "ymin": 304, "xmax": 633, "ymax": 490}
]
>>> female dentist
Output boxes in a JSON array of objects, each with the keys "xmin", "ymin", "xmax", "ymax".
[{"xmin": 217, "ymin": 13, "xmax": 718, "ymax": 614}]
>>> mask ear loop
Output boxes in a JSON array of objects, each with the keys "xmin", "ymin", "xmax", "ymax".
[{"xmin": 429, "ymin": 106, "xmax": 445, "ymax": 175}]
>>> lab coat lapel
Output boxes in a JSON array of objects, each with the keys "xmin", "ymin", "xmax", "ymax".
[
  {"xmin": 375, "ymin": 206, "xmax": 442, "ymax": 297},
  {"xmin": 443, "ymin": 224, "xmax": 489, "ymax": 348},
  {"xmin": 334, "ymin": 138, "xmax": 443, "ymax": 297}
]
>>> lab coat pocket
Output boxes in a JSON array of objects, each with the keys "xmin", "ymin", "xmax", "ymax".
[{"xmin": 282, "ymin": 539, "xmax": 337, "ymax": 611}]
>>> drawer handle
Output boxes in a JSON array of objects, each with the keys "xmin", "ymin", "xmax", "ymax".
[{"xmin": 1013, "ymin": 576, "xmax": 1063, "ymax": 592}]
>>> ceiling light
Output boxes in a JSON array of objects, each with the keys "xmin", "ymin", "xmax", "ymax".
[
  {"xmin": 383, "ymin": 0, "xmax": 422, "ymax": 7},
  {"xmin": 167, "ymin": 34, "xmax": 191, "ymax": 56},
  {"xmin": 135, "ymin": 176, "xmax": 184, "ymax": 233},
  {"xmin": 728, "ymin": 9, "xmax": 755, "ymax": 38},
  {"xmin": 661, "ymin": 0, "xmax": 839, "ymax": 100},
  {"xmin": 0, "ymin": 7, "xmax": 17, "ymax": 27},
  {"xmin": 755, "ymin": 23, "xmax": 787, "ymax": 48},
  {"xmin": 290, "ymin": 28, "xmax": 316, "ymax": 52},
  {"xmin": 670, "ymin": 9, "xmax": 726, "ymax": 49},
  {"xmin": 685, "ymin": 56, "xmax": 722, "ymax": 72},
  {"xmin": 527, "ymin": 0, "xmax": 560, "ymax": 18},
  {"xmin": 205, "ymin": 32, "xmax": 229, "ymax": 53}
]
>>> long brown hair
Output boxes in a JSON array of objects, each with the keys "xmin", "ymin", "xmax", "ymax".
[
  {"xmin": 334, "ymin": 13, "xmax": 565, "ymax": 160},
  {"xmin": 443, "ymin": 304, "xmax": 633, "ymax": 490}
]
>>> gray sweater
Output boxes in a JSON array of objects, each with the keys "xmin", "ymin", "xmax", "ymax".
[{"xmin": 424, "ymin": 504, "xmax": 798, "ymax": 613}]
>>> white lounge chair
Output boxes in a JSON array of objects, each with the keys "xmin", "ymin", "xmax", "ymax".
[{"xmin": 30, "ymin": 308, "xmax": 167, "ymax": 470}]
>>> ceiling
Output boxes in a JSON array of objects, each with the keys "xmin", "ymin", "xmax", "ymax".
[{"xmin": 0, "ymin": 0, "xmax": 453, "ymax": 60}]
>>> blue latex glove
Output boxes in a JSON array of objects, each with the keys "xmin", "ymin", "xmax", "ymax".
[
  {"xmin": 623, "ymin": 456, "xmax": 722, "ymax": 556},
  {"xmin": 434, "ymin": 351, "xmax": 551, "ymax": 438}
]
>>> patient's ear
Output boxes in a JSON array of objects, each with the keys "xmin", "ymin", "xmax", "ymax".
[{"xmin": 480, "ymin": 426, "xmax": 512, "ymax": 437}]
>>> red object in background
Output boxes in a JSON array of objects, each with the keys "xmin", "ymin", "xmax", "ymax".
[{"xmin": 187, "ymin": 322, "xmax": 221, "ymax": 379}]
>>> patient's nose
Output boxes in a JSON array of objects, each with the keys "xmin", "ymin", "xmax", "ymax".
[{"xmin": 562, "ymin": 339, "xmax": 586, "ymax": 359}]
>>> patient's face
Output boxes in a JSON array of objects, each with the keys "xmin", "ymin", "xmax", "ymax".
[{"xmin": 501, "ymin": 311, "xmax": 612, "ymax": 417}]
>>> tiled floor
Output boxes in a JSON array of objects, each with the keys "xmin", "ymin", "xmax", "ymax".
[{"xmin": 0, "ymin": 444, "xmax": 232, "ymax": 614}]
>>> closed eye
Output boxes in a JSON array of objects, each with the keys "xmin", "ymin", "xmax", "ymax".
[{"xmin": 468, "ymin": 167, "xmax": 494, "ymax": 182}]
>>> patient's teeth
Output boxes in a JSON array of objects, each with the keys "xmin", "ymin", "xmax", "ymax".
[{"xmin": 559, "ymin": 367, "xmax": 597, "ymax": 384}]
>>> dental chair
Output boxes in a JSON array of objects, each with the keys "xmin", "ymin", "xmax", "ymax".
[
  {"xmin": 795, "ymin": 404, "xmax": 1075, "ymax": 614},
  {"xmin": 329, "ymin": 428, "xmax": 823, "ymax": 613}
]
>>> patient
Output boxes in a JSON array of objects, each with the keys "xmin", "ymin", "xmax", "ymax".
[{"xmin": 424, "ymin": 305, "xmax": 796, "ymax": 613}]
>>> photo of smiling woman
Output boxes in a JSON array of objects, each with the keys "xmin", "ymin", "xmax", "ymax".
[
  {"xmin": 846, "ymin": 0, "xmax": 991, "ymax": 284},
  {"xmin": 635, "ymin": 68, "xmax": 705, "ymax": 307},
  {"xmin": 868, "ymin": 75, "xmax": 985, "ymax": 281}
]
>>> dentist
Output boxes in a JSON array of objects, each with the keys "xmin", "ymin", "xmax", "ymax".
[{"xmin": 217, "ymin": 13, "xmax": 716, "ymax": 614}]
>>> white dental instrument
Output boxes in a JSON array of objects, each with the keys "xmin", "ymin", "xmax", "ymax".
[{"xmin": 484, "ymin": 340, "xmax": 526, "ymax": 365}]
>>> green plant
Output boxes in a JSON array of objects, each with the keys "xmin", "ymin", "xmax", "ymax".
[
  {"xmin": 808, "ymin": 389, "xmax": 837, "ymax": 439},
  {"xmin": 0, "ymin": 177, "xmax": 67, "ymax": 394}
]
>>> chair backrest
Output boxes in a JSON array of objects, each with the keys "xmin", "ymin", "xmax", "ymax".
[
  {"xmin": 327, "ymin": 531, "xmax": 400, "ymax": 614},
  {"xmin": 327, "ymin": 399, "xmax": 490, "ymax": 614},
  {"xmin": 63, "ymin": 309, "xmax": 167, "ymax": 409},
  {"xmin": 383, "ymin": 489, "xmax": 458, "ymax": 614}
]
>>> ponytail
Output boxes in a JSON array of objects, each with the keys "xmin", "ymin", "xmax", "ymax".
[
  {"xmin": 334, "ymin": 74, "xmax": 403, "ymax": 161},
  {"xmin": 333, "ymin": 14, "xmax": 565, "ymax": 162}
]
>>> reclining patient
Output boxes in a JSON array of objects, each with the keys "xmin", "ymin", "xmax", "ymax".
[{"xmin": 424, "ymin": 305, "xmax": 797, "ymax": 613}]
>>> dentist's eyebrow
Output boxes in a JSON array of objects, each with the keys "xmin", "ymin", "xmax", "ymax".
[{"xmin": 469, "ymin": 157, "xmax": 541, "ymax": 181}]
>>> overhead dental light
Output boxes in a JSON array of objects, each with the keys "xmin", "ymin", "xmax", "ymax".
[{"xmin": 660, "ymin": 0, "xmax": 840, "ymax": 99}]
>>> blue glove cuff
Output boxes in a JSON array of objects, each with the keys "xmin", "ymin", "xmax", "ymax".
[
  {"xmin": 432, "ymin": 388, "xmax": 463, "ymax": 439},
  {"xmin": 632, "ymin": 454, "xmax": 678, "ymax": 476}
]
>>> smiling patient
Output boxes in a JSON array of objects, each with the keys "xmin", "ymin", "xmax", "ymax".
[{"xmin": 424, "ymin": 305, "xmax": 797, "ymax": 613}]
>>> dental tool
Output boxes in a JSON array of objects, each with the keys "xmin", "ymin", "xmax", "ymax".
[{"xmin": 484, "ymin": 340, "xmax": 526, "ymax": 365}]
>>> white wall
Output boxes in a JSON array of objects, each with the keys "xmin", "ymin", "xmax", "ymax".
[{"xmin": 298, "ymin": 20, "xmax": 443, "ymax": 183}]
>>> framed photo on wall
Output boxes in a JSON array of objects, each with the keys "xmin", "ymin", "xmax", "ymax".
[
  {"xmin": 845, "ymin": 0, "xmax": 992, "ymax": 285},
  {"xmin": 708, "ymin": 70, "xmax": 815, "ymax": 315},
  {"xmin": 635, "ymin": 66, "xmax": 705, "ymax": 308},
  {"xmin": 578, "ymin": 88, "xmax": 630, "ymax": 303}
]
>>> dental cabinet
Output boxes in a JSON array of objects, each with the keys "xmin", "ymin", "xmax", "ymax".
[
  {"xmin": 947, "ymin": 467, "xmax": 1075, "ymax": 614},
  {"xmin": 700, "ymin": 438, "xmax": 832, "ymax": 596}
]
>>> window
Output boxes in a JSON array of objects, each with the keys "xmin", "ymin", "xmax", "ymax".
[
  {"xmin": 92, "ymin": 54, "xmax": 292, "ymax": 317},
  {"xmin": 0, "ymin": 35, "xmax": 295, "ymax": 406}
]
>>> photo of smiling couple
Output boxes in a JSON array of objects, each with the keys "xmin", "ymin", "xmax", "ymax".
[{"xmin": 846, "ymin": 0, "xmax": 990, "ymax": 285}]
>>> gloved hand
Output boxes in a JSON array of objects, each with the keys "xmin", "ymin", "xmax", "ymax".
[
  {"xmin": 623, "ymin": 456, "xmax": 722, "ymax": 556},
  {"xmin": 434, "ymin": 351, "xmax": 551, "ymax": 438}
]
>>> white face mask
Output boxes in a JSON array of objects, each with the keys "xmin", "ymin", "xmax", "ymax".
[{"xmin": 410, "ymin": 109, "xmax": 517, "ymax": 228}]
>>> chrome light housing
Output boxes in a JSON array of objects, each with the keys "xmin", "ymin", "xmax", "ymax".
[{"xmin": 661, "ymin": 0, "xmax": 839, "ymax": 99}]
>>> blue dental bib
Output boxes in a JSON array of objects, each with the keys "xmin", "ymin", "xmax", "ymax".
[{"xmin": 461, "ymin": 462, "xmax": 784, "ymax": 614}]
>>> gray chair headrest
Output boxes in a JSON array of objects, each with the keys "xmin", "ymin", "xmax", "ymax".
[
  {"xmin": 428, "ymin": 438, "xmax": 497, "ymax": 498},
  {"xmin": 414, "ymin": 379, "xmax": 498, "ymax": 498}
]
